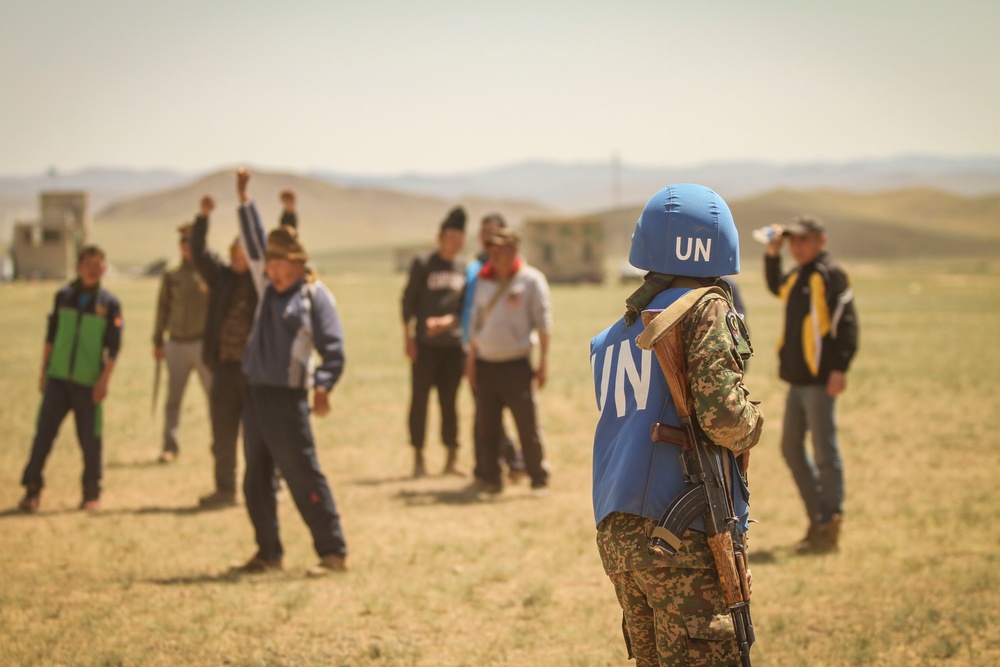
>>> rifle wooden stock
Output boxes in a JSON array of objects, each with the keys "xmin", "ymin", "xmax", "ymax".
[
  {"xmin": 639, "ymin": 312, "xmax": 692, "ymax": 419},
  {"xmin": 708, "ymin": 531, "xmax": 744, "ymax": 607}
]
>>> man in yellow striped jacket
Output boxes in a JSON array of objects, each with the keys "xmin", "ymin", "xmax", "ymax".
[{"xmin": 765, "ymin": 216, "xmax": 858, "ymax": 554}]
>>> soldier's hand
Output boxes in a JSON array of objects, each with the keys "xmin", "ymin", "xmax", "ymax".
[
  {"xmin": 199, "ymin": 195, "xmax": 215, "ymax": 216},
  {"xmin": 153, "ymin": 346, "xmax": 165, "ymax": 360},
  {"xmin": 405, "ymin": 336, "xmax": 418, "ymax": 362},
  {"xmin": 313, "ymin": 387, "xmax": 331, "ymax": 417}
]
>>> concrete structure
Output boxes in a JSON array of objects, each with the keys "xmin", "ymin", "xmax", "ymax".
[
  {"xmin": 11, "ymin": 191, "xmax": 89, "ymax": 280},
  {"xmin": 522, "ymin": 216, "xmax": 605, "ymax": 283}
]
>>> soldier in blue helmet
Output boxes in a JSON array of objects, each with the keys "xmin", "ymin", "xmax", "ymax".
[{"xmin": 590, "ymin": 184, "xmax": 764, "ymax": 666}]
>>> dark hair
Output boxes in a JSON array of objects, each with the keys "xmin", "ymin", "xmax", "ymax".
[
  {"xmin": 481, "ymin": 213, "xmax": 506, "ymax": 228},
  {"xmin": 77, "ymin": 245, "xmax": 106, "ymax": 262}
]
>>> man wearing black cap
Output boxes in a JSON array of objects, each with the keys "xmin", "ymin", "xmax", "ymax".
[
  {"xmin": 401, "ymin": 206, "xmax": 468, "ymax": 477},
  {"xmin": 765, "ymin": 215, "xmax": 859, "ymax": 554}
]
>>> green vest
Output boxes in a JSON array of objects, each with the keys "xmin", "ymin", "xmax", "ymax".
[{"xmin": 48, "ymin": 300, "xmax": 110, "ymax": 386}]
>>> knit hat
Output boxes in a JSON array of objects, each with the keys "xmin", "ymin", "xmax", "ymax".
[
  {"xmin": 440, "ymin": 206, "xmax": 467, "ymax": 234},
  {"xmin": 266, "ymin": 224, "xmax": 308, "ymax": 262}
]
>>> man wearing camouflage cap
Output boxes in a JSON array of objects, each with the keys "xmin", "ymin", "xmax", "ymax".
[{"xmin": 591, "ymin": 184, "xmax": 763, "ymax": 666}]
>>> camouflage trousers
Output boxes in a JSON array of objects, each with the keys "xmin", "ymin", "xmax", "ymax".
[{"xmin": 597, "ymin": 512, "xmax": 741, "ymax": 667}]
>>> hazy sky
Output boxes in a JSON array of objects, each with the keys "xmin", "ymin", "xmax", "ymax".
[{"xmin": 1, "ymin": 0, "xmax": 998, "ymax": 177}]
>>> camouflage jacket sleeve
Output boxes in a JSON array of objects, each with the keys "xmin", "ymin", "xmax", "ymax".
[{"xmin": 681, "ymin": 294, "xmax": 763, "ymax": 453}]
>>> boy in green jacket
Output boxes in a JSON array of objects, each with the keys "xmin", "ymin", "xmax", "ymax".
[{"xmin": 19, "ymin": 245, "xmax": 124, "ymax": 512}]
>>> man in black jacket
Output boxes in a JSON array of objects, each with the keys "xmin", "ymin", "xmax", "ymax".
[
  {"xmin": 401, "ymin": 207, "xmax": 467, "ymax": 478},
  {"xmin": 190, "ymin": 195, "xmax": 262, "ymax": 507},
  {"xmin": 765, "ymin": 216, "xmax": 858, "ymax": 553}
]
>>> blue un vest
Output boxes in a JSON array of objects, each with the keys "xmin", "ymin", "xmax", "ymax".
[{"xmin": 591, "ymin": 287, "xmax": 749, "ymax": 532}]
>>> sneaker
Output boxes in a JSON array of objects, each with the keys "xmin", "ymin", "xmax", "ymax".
[
  {"xmin": 198, "ymin": 491, "xmax": 237, "ymax": 509},
  {"xmin": 157, "ymin": 450, "xmax": 177, "ymax": 464},
  {"xmin": 306, "ymin": 554, "xmax": 348, "ymax": 578},
  {"xmin": 18, "ymin": 485, "xmax": 41, "ymax": 513},
  {"xmin": 229, "ymin": 556, "xmax": 283, "ymax": 574},
  {"xmin": 80, "ymin": 498, "xmax": 101, "ymax": 511}
]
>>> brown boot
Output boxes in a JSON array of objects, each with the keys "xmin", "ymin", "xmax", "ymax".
[
  {"xmin": 795, "ymin": 515, "xmax": 842, "ymax": 554},
  {"xmin": 794, "ymin": 522, "xmax": 820, "ymax": 554},
  {"xmin": 442, "ymin": 447, "xmax": 467, "ymax": 476},
  {"xmin": 813, "ymin": 515, "xmax": 842, "ymax": 553}
]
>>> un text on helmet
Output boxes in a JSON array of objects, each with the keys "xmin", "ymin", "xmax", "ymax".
[{"xmin": 675, "ymin": 237, "xmax": 712, "ymax": 262}]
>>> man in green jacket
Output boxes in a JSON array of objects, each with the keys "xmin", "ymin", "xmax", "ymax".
[
  {"xmin": 19, "ymin": 246, "xmax": 124, "ymax": 512},
  {"xmin": 153, "ymin": 224, "xmax": 212, "ymax": 463}
]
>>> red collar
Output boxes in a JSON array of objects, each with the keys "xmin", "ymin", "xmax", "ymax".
[{"xmin": 479, "ymin": 258, "xmax": 522, "ymax": 280}]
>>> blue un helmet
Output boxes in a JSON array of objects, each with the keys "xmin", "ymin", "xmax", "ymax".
[{"xmin": 628, "ymin": 184, "xmax": 740, "ymax": 277}]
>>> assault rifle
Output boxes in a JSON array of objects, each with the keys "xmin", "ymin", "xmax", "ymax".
[{"xmin": 637, "ymin": 299, "xmax": 755, "ymax": 667}]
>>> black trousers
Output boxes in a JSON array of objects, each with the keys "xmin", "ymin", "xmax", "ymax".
[
  {"xmin": 473, "ymin": 357, "xmax": 548, "ymax": 487},
  {"xmin": 242, "ymin": 385, "xmax": 346, "ymax": 561},
  {"xmin": 409, "ymin": 343, "xmax": 465, "ymax": 450},
  {"xmin": 22, "ymin": 378, "xmax": 103, "ymax": 500},
  {"xmin": 209, "ymin": 361, "xmax": 245, "ymax": 495}
]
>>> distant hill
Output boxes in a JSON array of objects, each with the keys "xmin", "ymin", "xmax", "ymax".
[
  {"xmin": 594, "ymin": 188, "xmax": 1000, "ymax": 263},
  {"xmin": 312, "ymin": 155, "xmax": 1000, "ymax": 212},
  {"xmin": 92, "ymin": 169, "xmax": 554, "ymax": 268},
  {"xmin": 5, "ymin": 162, "xmax": 998, "ymax": 270}
]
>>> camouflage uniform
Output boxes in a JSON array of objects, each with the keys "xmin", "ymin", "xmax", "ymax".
[
  {"xmin": 592, "ymin": 286, "xmax": 762, "ymax": 667},
  {"xmin": 679, "ymin": 294, "xmax": 761, "ymax": 454},
  {"xmin": 598, "ymin": 513, "xmax": 739, "ymax": 667}
]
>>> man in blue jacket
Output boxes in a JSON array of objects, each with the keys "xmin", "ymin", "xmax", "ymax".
[{"xmin": 230, "ymin": 167, "xmax": 349, "ymax": 578}]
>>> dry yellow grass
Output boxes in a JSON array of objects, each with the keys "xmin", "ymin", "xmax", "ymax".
[{"xmin": 0, "ymin": 257, "xmax": 998, "ymax": 666}]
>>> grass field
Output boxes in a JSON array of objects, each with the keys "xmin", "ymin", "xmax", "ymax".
[{"xmin": 1, "ymin": 256, "xmax": 998, "ymax": 666}]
